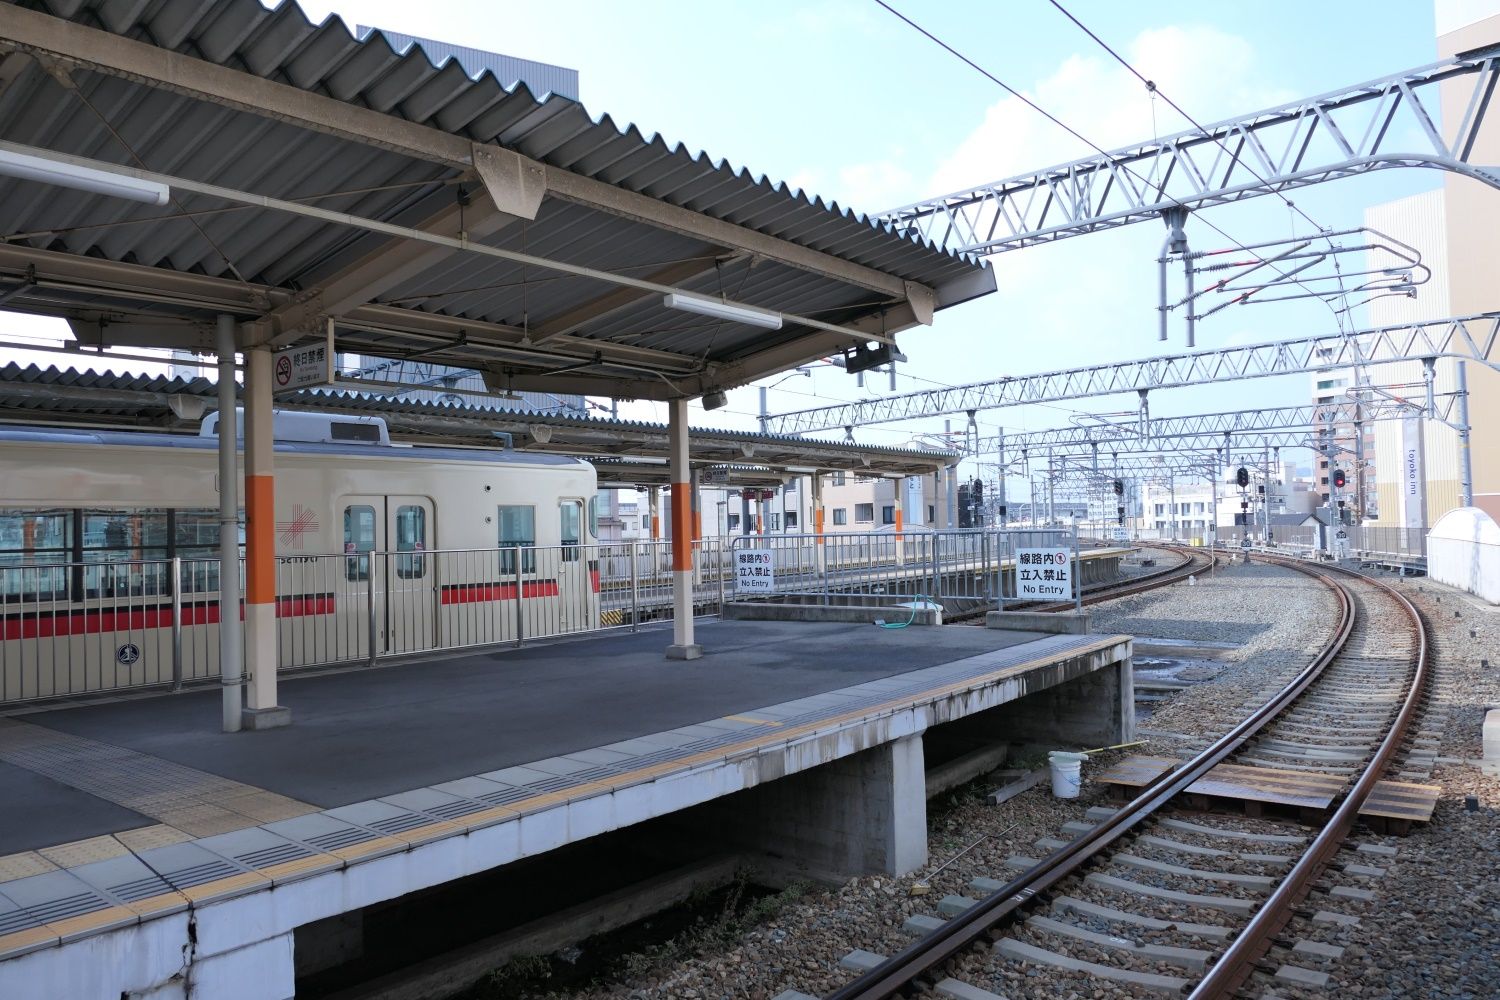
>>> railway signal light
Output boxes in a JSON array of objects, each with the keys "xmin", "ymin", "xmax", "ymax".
[
  {"xmin": 1112, "ymin": 478, "xmax": 1124, "ymax": 496},
  {"xmin": 1332, "ymin": 468, "xmax": 1347, "ymax": 489},
  {"xmin": 1235, "ymin": 466, "xmax": 1250, "ymax": 488}
]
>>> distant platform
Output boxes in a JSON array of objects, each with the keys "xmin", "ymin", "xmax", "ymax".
[{"xmin": 0, "ymin": 618, "xmax": 1132, "ymax": 999}]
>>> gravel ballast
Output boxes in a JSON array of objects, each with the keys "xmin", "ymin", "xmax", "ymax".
[{"xmin": 447, "ymin": 558, "xmax": 1494, "ymax": 1000}]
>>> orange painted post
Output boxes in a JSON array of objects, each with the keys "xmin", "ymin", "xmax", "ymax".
[
  {"xmin": 893, "ymin": 479, "xmax": 905, "ymax": 564},
  {"xmin": 666, "ymin": 399, "xmax": 700, "ymax": 659},
  {"xmin": 241, "ymin": 347, "xmax": 288, "ymax": 728}
]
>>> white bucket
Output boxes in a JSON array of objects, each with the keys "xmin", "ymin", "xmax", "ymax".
[{"xmin": 1048, "ymin": 751, "xmax": 1087, "ymax": 798}]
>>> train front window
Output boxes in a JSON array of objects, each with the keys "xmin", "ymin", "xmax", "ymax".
[
  {"xmin": 560, "ymin": 501, "xmax": 582, "ymax": 563},
  {"xmin": 344, "ymin": 505, "xmax": 376, "ymax": 581},
  {"xmin": 395, "ymin": 505, "xmax": 426, "ymax": 579},
  {"xmin": 497, "ymin": 505, "xmax": 535, "ymax": 575},
  {"xmin": 0, "ymin": 510, "xmax": 71, "ymax": 600}
]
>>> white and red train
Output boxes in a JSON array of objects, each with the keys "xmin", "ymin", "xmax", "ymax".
[{"xmin": 0, "ymin": 412, "xmax": 601, "ymax": 702}]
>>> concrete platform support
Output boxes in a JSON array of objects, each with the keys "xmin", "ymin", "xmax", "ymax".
[
  {"xmin": 987, "ymin": 610, "xmax": 1090, "ymax": 634},
  {"xmin": 719, "ymin": 734, "xmax": 928, "ymax": 878},
  {"xmin": 983, "ymin": 656, "xmax": 1134, "ymax": 749},
  {"xmin": 666, "ymin": 398, "xmax": 701, "ymax": 660},
  {"xmin": 0, "ymin": 914, "xmax": 192, "ymax": 1000},
  {"xmin": 190, "ymin": 932, "xmax": 296, "ymax": 1000}
]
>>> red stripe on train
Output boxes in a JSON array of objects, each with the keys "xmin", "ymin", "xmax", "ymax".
[
  {"xmin": 1, "ymin": 594, "xmax": 335, "ymax": 641},
  {"xmin": 440, "ymin": 580, "xmax": 561, "ymax": 604}
]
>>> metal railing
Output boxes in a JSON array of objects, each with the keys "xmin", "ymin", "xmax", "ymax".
[
  {"xmin": 0, "ymin": 540, "xmax": 737, "ymax": 704},
  {"xmin": 1230, "ymin": 523, "xmax": 1429, "ymax": 563},
  {"xmin": 1, "ymin": 529, "xmax": 1107, "ymax": 704},
  {"xmin": 724, "ymin": 528, "xmax": 1084, "ymax": 611}
]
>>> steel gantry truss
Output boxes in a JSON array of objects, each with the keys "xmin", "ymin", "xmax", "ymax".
[
  {"xmin": 997, "ymin": 395, "xmax": 1463, "ymax": 455},
  {"xmin": 875, "ymin": 47, "xmax": 1500, "ymax": 254},
  {"xmin": 762, "ymin": 313, "xmax": 1500, "ymax": 433}
]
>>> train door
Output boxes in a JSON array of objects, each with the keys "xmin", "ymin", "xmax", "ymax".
[
  {"xmin": 341, "ymin": 495, "xmax": 436, "ymax": 657},
  {"xmin": 555, "ymin": 498, "xmax": 593, "ymax": 634}
]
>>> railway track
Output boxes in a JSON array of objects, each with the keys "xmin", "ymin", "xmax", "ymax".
[{"xmin": 814, "ymin": 554, "xmax": 1429, "ymax": 1000}]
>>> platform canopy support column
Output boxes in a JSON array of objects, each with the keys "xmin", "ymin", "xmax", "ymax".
[
  {"xmin": 241, "ymin": 346, "xmax": 290, "ymax": 730},
  {"xmin": 666, "ymin": 399, "xmax": 702, "ymax": 661},
  {"xmin": 215, "ymin": 316, "xmax": 242, "ymax": 734}
]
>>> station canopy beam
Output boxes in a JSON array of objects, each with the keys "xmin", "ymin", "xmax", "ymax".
[
  {"xmin": 0, "ymin": 0, "xmax": 993, "ymax": 400},
  {"xmin": 762, "ymin": 313, "xmax": 1500, "ymax": 433},
  {"xmin": 0, "ymin": 362, "xmax": 957, "ymax": 485},
  {"xmin": 876, "ymin": 47, "xmax": 1500, "ymax": 254}
]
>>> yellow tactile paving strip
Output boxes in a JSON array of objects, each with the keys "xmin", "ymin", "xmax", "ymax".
[
  {"xmin": 0, "ymin": 718, "xmax": 318, "ymax": 836},
  {"xmin": 0, "ymin": 634, "xmax": 1128, "ymax": 961}
]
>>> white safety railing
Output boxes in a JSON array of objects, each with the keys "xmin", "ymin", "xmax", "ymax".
[
  {"xmin": 0, "ymin": 541, "xmax": 741, "ymax": 704},
  {"xmin": 995, "ymin": 527, "xmax": 1082, "ymax": 610},
  {"xmin": 1, "ymin": 528, "xmax": 1105, "ymax": 704},
  {"xmin": 724, "ymin": 528, "xmax": 1083, "ymax": 611}
]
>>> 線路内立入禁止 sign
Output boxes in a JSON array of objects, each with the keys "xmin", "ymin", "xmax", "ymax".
[
  {"xmin": 734, "ymin": 548, "xmax": 775, "ymax": 594},
  {"xmin": 1015, "ymin": 547, "xmax": 1072, "ymax": 600}
]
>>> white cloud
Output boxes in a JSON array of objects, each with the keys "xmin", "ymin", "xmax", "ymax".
[
  {"xmin": 927, "ymin": 24, "xmax": 1296, "ymax": 199},
  {"xmin": 785, "ymin": 159, "xmax": 916, "ymax": 217}
]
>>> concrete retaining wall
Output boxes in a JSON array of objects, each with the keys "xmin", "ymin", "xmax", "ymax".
[
  {"xmin": 722, "ymin": 602, "xmax": 942, "ymax": 625},
  {"xmin": 1426, "ymin": 507, "xmax": 1500, "ymax": 604}
]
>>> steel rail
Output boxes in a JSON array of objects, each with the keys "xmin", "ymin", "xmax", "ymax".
[
  {"xmin": 1188, "ymin": 556, "xmax": 1429, "ymax": 998},
  {"xmin": 1044, "ymin": 544, "xmax": 1211, "ymax": 612},
  {"xmin": 825, "ymin": 554, "xmax": 1355, "ymax": 1000}
]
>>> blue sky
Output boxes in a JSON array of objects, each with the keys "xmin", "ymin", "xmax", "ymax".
[
  {"xmin": 292, "ymin": 0, "xmax": 1467, "ymax": 465},
  {"xmin": 13, "ymin": 1, "xmax": 1489, "ymax": 490}
]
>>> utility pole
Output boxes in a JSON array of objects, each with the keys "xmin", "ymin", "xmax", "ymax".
[
  {"xmin": 1458, "ymin": 361, "xmax": 1474, "ymax": 508},
  {"xmin": 997, "ymin": 427, "xmax": 1009, "ymax": 529},
  {"xmin": 1262, "ymin": 446, "xmax": 1272, "ymax": 546},
  {"xmin": 1165, "ymin": 474, "xmax": 1174, "ymax": 540},
  {"xmin": 1046, "ymin": 449, "xmax": 1056, "ymax": 527}
]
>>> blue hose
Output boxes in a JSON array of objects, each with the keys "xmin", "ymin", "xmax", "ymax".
[{"xmin": 875, "ymin": 595, "xmax": 930, "ymax": 629}]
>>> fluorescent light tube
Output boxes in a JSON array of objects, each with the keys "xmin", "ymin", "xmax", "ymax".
[
  {"xmin": 663, "ymin": 292, "xmax": 782, "ymax": 330},
  {"xmin": 0, "ymin": 149, "xmax": 169, "ymax": 205}
]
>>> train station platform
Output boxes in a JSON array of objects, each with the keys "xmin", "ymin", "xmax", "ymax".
[{"xmin": 0, "ymin": 619, "xmax": 1132, "ymax": 1000}]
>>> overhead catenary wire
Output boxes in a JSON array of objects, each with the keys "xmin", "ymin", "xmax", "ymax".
[
  {"xmin": 1044, "ymin": 0, "xmax": 1359, "ymax": 330},
  {"xmin": 871, "ymin": 0, "xmax": 1347, "ymax": 333}
]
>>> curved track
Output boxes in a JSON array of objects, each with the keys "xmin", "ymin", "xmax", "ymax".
[
  {"xmin": 824, "ymin": 554, "xmax": 1429, "ymax": 1000},
  {"xmin": 950, "ymin": 544, "xmax": 1214, "ymax": 623}
]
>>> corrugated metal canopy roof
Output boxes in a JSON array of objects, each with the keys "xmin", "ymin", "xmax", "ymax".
[
  {"xmin": 0, "ymin": 0, "xmax": 993, "ymax": 400},
  {"xmin": 0, "ymin": 363, "xmax": 960, "ymax": 481}
]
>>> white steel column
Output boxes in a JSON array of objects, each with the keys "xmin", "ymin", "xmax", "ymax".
[
  {"xmin": 666, "ymin": 399, "xmax": 701, "ymax": 660},
  {"xmin": 215, "ymin": 316, "xmax": 242, "ymax": 733},
  {"xmin": 241, "ymin": 347, "xmax": 289, "ymax": 728}
]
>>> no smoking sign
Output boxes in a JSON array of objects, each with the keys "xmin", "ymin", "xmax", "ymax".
[{"xmin": 271, "ymin": 342, "xmax": 331, "ymax": 392}]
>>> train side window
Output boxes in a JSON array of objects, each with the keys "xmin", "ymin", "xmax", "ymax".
[
  {"xmin": 560, "ymin": 501, "xmax": 582, "ymax": 562},
  {"xmin": 0, "ymin": 510, "xmax": 72, "ymax": 600},
  {"xmin": 174, "ymin": 509, "xmax": 244, "ymax": 593},
  {"xmin": 344, "ymin": 505, "xmax": 376, "ymax": 581},
  {"xmin": 586, "ymin": 495, "xmax": 600, "ymax": 540},
  {"xmin": 82, "ymin": 509, "xmax": 169, "ymax": 597},
  {"xmin": 395, "ymin": 505, "xmax": 426, "ymax": 579},
  {"xmin": 496, "ymin": 505, "xmax": 535, "ymax": 575}
]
